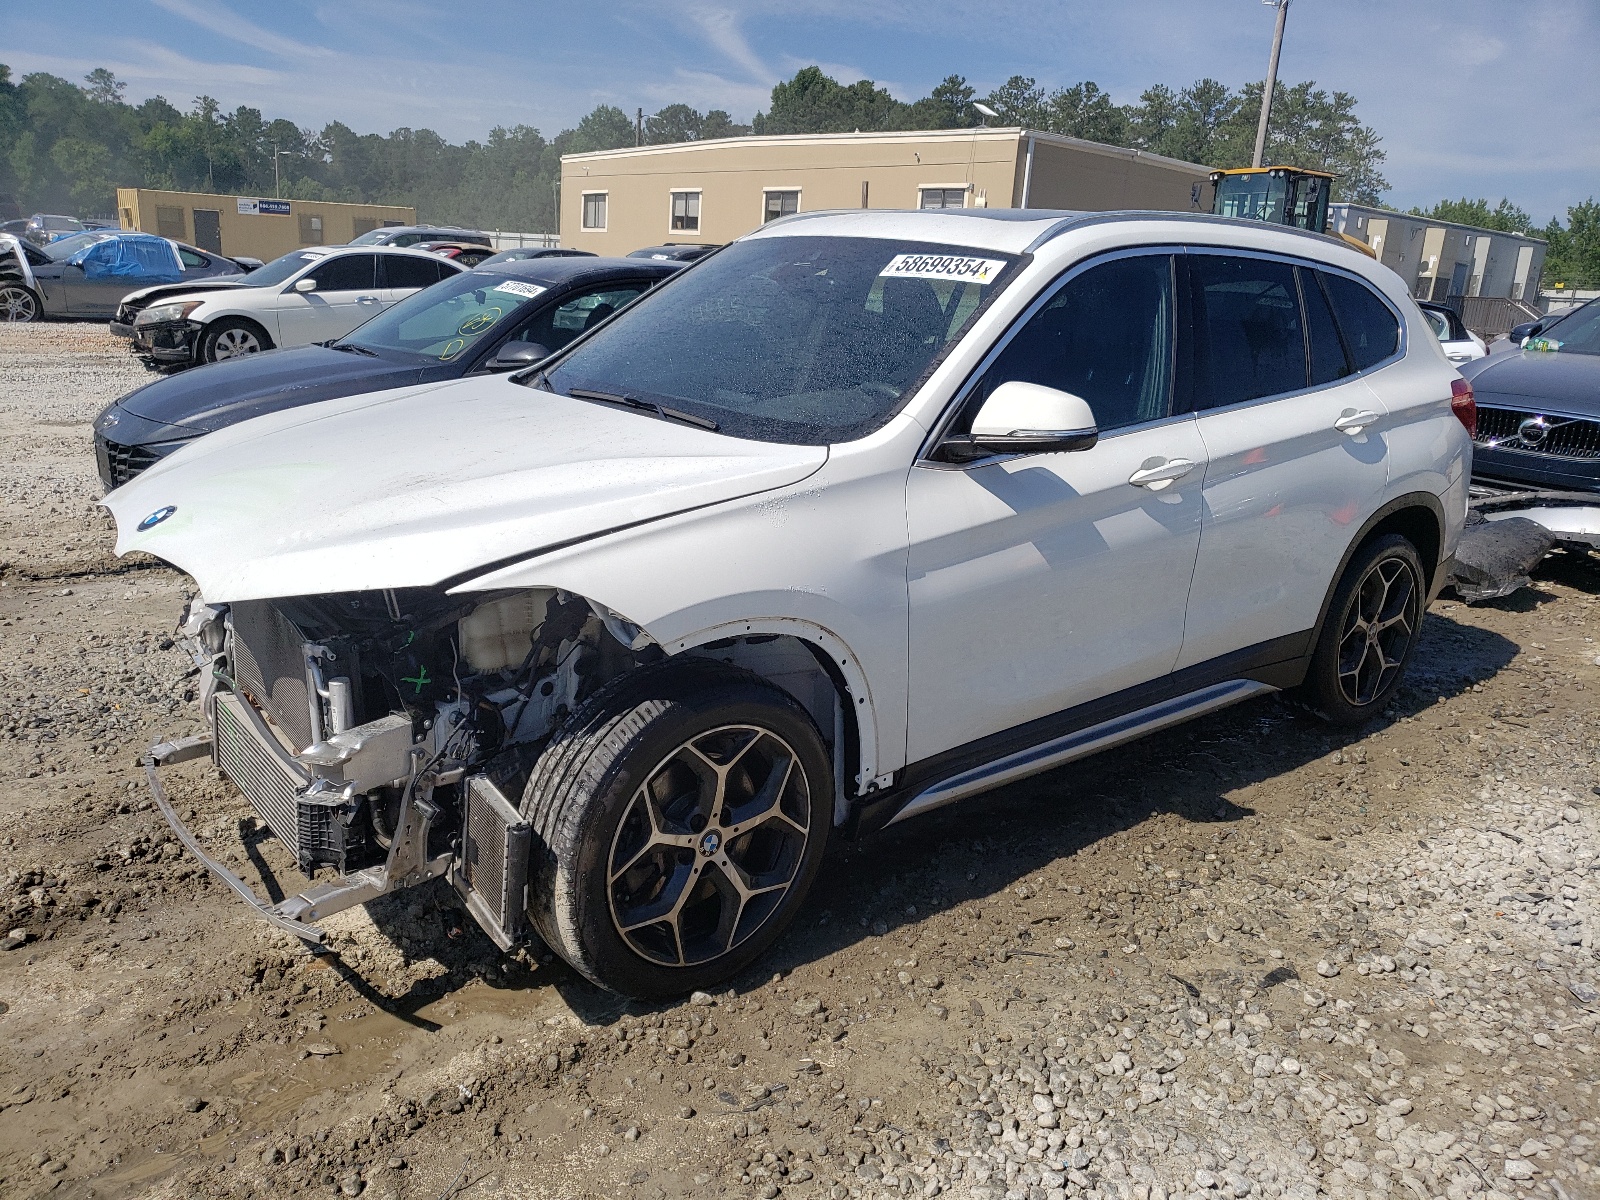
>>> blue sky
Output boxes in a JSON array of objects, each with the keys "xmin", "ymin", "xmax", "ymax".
[{"xmin": 5, "ymin": 0, "xmax": 1597, "ymax": 222}]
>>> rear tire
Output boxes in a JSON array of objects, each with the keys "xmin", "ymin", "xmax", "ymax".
[
  {"xmin": 0, "ymin": 284, "xmax": 40, "ymax": 322},
  {"xmin": 1298, "ymin": 533, "xmax": 1425, "ymax": 726},
  {"xmin": 199, "ymin": 317, "xmax": 271, "ymax": 363},
  {"xmin": 521, "ymin": 659, "xmax": 832, "ymax": 999}
]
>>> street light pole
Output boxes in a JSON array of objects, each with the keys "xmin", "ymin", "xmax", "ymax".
[{"xmin": 1252, "ymin": 0, "xmax": 1290, "ymax": 169}]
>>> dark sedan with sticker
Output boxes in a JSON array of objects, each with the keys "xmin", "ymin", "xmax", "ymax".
[{"xmin": 94, "ymin": 256, "xmax": 682, "ymax": 490}]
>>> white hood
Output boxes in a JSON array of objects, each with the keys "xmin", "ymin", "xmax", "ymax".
[{"xmin": 104, "ymin": 375, "xmax": 827, "ymax": 602}]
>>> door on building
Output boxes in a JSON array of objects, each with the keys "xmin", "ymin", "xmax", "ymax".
[
  {"xmin": 1448, "ymin": 260, "xmax": 1470, "ymax": 298},
  {"xmin": 192, "ymin": 209, "xmax": 223, "ymax": 254}
]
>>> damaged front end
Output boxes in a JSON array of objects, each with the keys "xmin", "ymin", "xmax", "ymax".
[
  {"xmin": 1447, "ymin": 483, "xmax": 1600, "ymax": 603},
  {"xmin": 146, "ymin": 585, "xmax": 655, "ymax": 948}
]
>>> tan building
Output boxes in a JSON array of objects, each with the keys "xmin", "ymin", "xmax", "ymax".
[
  {"xmin": 116, "ymin": 188, "xmax": 415, "ymax": 261},
  {"xmin": 560, "ymin": 128, "xmax": 1214, "ymax": 256},
  {"xmin": 1330, "ymin": 203, "xmax": 1547, "ymax": 302}
]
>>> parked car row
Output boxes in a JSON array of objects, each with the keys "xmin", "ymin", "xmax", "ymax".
[{"xmin": 102, "ymin": 207, "xmax": 1492, "ymax": 999}]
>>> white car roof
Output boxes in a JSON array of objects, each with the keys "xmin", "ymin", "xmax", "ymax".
[{"xmin": 749, "ymin": 207, "xmax": 1372, "ymax": 263}]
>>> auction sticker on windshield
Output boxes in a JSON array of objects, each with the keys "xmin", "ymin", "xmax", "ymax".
[
  {"xmin": 493, "ymin": 281, "xmax": 547, "ymax": 299},
  {"xmin": 880, "ymin": 253, "xmax": 1006, "ymax": 284}
]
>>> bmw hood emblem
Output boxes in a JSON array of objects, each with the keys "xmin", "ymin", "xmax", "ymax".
[{"xmin": 138, "ymin": 505, "xmax": 177, "ymax": 531}]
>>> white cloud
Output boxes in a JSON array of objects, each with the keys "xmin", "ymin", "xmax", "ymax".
[{"xmin": 147, "ymin": 0, "xmax": 336, "ymax": 60}]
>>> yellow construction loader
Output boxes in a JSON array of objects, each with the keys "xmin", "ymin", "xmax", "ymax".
[{"xmin": 1209, "ymin": 166, "xmax": 1375, "ymax": 257}]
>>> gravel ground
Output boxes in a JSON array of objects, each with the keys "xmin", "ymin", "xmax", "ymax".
[{"xmin": 2, "ymin": 322, "xmax": 1599, "ymax": 1200}]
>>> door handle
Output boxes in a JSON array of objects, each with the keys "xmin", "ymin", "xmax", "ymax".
[
  {"xmin": 1128, "ymin": 457, "xmax": 1197, "ymax": 490},
  {"xmin": 1333, "ymin": 409, "xmax": 1380, "ymax": 435},
  {"xmin": 357, "ymin": 295, "xmax": 380, "ymax": 303}
]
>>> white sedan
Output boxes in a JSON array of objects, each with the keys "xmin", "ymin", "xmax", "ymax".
[{"xmin": 116, "ymin": 245, "xmax": 465, "ymax": 368}]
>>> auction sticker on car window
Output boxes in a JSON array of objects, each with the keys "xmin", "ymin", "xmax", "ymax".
[
  {"xmin": 492, "ymin": 281, "xmax": 547, "ymax": 299},
  {"xmin": 879, "ymin": 254, "xmax": 1006, "ymax": 284}
]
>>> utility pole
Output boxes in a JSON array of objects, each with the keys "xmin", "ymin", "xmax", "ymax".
[
  {"xmin": 1252, "ymin": 0, "xmax": 1290, "ymax": 169},
  {"xmin": 636, "ymin": 108, "xmax": 643, "ymax": 146},
  {"xmin": 273, "ymin": 143, "xmax": 281, "ymax": 198}
]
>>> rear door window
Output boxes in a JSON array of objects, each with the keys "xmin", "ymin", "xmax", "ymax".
[
  {"xmin": 1186, "ymin": 254, "xmax": 1307, "ymax": 409},
  {"xmin": 1321, "ymin": 272, "xmax": 1400, "ymax": 371},
  {"xmin": 383, "ymin": 254, "xmax": 449, "ymax": 290},
  {"xmin": 307, "ymin": 253, "xmax": 377, "ymax": 292}
]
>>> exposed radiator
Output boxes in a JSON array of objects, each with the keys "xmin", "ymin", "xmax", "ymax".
[
  {"xmin": 453, "ymin": 776, "xmax": 531, "ymax": 950},
  {"xmin": 229, "ymin": 601, "xmax": 318, "ymax": 752}
]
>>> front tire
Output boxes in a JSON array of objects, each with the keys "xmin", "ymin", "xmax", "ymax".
[
  {"xmin": 0, "ymin": 284, "xmax": 40, "ymax": 322},
  {"xmin": 1299, "ymin": 533, "xmax": 1425, "ymax": 726},
  {"xmin": 199, "ymin": 317, "xmax": 271, "ymax": 363},
  {"xmin": 522, "ymin": 660, "xmax": 832, "ymax": 999}
]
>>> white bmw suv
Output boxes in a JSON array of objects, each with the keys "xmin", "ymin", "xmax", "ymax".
[{"xmin": 108, "ymin": 208, "xmax": 1472, "ymax": 998}]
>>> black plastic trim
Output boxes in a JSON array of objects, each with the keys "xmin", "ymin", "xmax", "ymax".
[{"xmin": 850, "ymin": 631, "xmax": 1310, "ymax": 837}]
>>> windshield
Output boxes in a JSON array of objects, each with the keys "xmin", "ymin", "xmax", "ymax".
[
  {"xmin": 1534, "ymin": 299, "xmax": 1600, "ymax": 355},
  {"xmin": 539, "ymin": 236, "xmax": 1017, "ymax": 444},
  {"xmin": 341, "ymin": 270, "xmax": 550, "ymax": 361},
  {"xmin": 348, "ymin": 229, "xmax": 390, "ymax": 246},
  {"xmin": 43, "ymin": 231, "xmax": 112, "ymax": 261},
  {"xmin": 236, "ymin": 249, "xmax": 326, "ymax": 288},
  {"xmin": 1214, "ymin": 174, "xmax": 1289, "ymax": 223}
]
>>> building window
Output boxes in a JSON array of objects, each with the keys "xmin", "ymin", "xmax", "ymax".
[
  {"xmin": 352, "ymin": 217, "xmax": 378, "ymax": 237},
  {"xmin": 670, "ymin": 190, "xmax": 701, "ymax": 233},
  {"xmin": 763, "ymin": 190, "xmax": 799, "ymax": 223},
  {"xmin": 155, "ymin": 205, "xmax": 186, "ymax": 240},
  {"xmin": 298, "ymin": 212, "xmax": 324, "ymax": 245},
  {"xmin": 919, "ymin": 187, "xmax": 968, "ymax": 210},
  {"xmin": 582, "ymin": 192, "xmax": 607, "ymax": 231}
]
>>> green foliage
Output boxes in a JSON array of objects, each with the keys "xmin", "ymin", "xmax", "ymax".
[
  {"xmin": 1407, "ymin": 197, "xmax": 1532, "ymax": 233},
  {"xmin": 0, "ymin": 59, "xmax": 1398, "ymax": 227},
  {"xmin": 1542, "ymin": 199, "xmax": 1600, "ymax": 289}
]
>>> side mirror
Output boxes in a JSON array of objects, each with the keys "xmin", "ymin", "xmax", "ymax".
[
  {"xmin": 1509, "ymin": 320, "xmax": 1540, "ymax": 344},
  {"xmin": 939, "ymin": 381, "xmax": 1099, "ymax": 462},
  {"xmin": 487, "ymin": 340, "xmax": 551, "ymax": 372},
  {"xmin": 294, "ymin": 277, "xmax": 318, "ymax": 293}
]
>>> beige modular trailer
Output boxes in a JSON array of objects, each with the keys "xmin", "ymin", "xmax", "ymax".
[
  {"xmin": 560, "ymin": 128, "xmax": 1214, "ymax": 256},
  {"xmin": 117, "ymin": 189, "xmax": 415, "ymax": 261}
]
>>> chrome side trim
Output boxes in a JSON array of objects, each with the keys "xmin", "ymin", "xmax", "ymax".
[{"xmin": 885, "ymin": 679, "xmax": 1276, "ymax": 827}]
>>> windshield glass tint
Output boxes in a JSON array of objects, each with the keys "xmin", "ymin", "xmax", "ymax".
[
  {"xmin": 1540, "ymin": 300, "xmax": 1600, "ymax": 355},
  {"xmin": 242, "ymin": 250, "xmax": 326, "ymax": 287},
  {"xmin": 541, "ymin": 236, "xmax": 1015, "ymax": 443},
  {"xmin": 342, "ymin": 271, "xmax": 545, "ymax": 361},
  {"xmin": 43, "ymin": 232, "xmax": 111, "ymax": 261}
]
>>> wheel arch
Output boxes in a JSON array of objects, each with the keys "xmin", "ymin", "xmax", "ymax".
[
  {"xmin": 664, "ymin": 618, "xmax": 879, "ymax": 822},
  {"xmin": 1309, "ymin": 491, "xmax": 1445, "ymax": 654}
]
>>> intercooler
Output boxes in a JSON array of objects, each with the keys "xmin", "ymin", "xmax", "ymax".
[{"xmin": 214, "ymin": 690, "xmax": 370, "ymax": 872}]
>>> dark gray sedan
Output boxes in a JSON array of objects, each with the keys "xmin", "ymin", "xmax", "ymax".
[{"xmin": 0, "ymin": 230, "xmax": 249, "ymax": 321}]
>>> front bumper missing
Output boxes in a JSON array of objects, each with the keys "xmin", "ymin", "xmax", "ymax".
[{"xmin": 141, "ymin": 732, "xmax": 451, "ymax": 945}]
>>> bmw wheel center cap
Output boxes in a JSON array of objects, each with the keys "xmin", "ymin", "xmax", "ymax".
[
  {"xmin": 138, "ymin": 505, "xmax": 177, "ymax": 531},
  {"xmin": 699, "ymin": 830, "xmax": 722, "ymax": 857}
]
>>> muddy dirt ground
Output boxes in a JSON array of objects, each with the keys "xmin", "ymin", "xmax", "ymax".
[{"xmin": 2, "ymin": 322, "xmax": 1599, "ymax": 1200}]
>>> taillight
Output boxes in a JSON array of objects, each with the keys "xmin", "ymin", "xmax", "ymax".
[{"xmin": 1451, "ymin": 377, "xmax": 1476, "ymax": 438}]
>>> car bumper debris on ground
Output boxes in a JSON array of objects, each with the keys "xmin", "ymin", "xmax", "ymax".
[{"xmin": 1, "ymin": 323, "xmax": 1599, "ymax": 1200}]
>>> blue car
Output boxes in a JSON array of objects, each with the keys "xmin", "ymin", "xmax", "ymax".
[{"xmin": 94, "ymin": 255, "xmax": 682, "ymax": 489}]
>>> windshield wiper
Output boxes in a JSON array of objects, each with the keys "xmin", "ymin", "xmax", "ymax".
[
  {"xmin": 567, "ymin": 387, "xmax": 719, "ymax": 431},
  {"xmin": 329, "ymin": 342, "xmax": 379, "ymax": 357}
]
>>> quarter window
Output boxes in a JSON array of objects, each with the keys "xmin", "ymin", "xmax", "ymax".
[
  {"xmin": 763, "ymin": 190, "xmax": 799, "ymax": 223},
  {"xmin": 1321, "ymin": 272, "xmax": 1400, "ymax": 372},
  {"xmin": 975, "ymin": 254, "xmax": 1175, "ymax": 432},
  {"xmin": 1187, "ymin": 254, "xmax": 1306, "ymax": 409},
  {"xmin": 670, "ymin": 191, "xmax": 701, "ymax": 233},
  {"xmin": 581, "ymin": 192, "xmax": 607, "ymax": 231},
  {"xmin": 919, "ymin": 187, "xmax": 968, "ymax": 210},
  {"xmin": 1298, "ymin": 267, "xmax": 1352, "ymax": 386}
]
